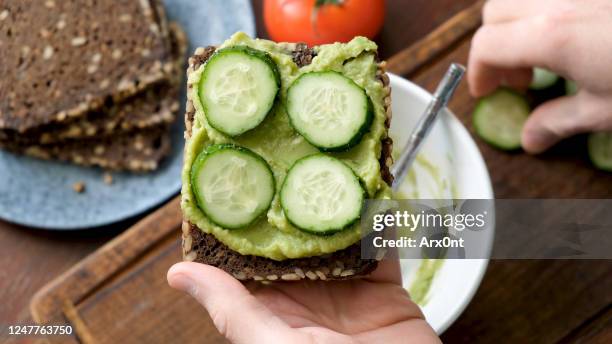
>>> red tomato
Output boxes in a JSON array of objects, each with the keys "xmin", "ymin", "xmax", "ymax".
[{"xmin": 263, "ymin": 0, "xmax": 385, "ymax": 46}]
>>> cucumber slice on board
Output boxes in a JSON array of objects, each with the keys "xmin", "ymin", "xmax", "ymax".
[
  {"xmin": 473, "ymin": 88, "xmax": 530, "ymax": 150},
  {"xmin": 588, "ymin": 132, "xmax": 612, "ymax": 172},
  {"xmin": 198, "ymin": 46, "xmax": 280, "ymax": 136},
  {"xmin": 191, "ymin": 144, "xmax": 275, "ymax": 229},
  {"xmin": 286, "ymin": 71, "xmax": 373, "ymax": 151},
  {"xmin": 280, "ymin": 155, "xmax": 364, "ymax": 235},
  {"xmin": 530, "ymin": 68, "xmax": 559, "ymax": 90}
]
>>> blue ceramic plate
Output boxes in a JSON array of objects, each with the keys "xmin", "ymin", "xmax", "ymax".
[{"xmin": 0, "ymin": 0, "xmax": 255, "ymax": 230}]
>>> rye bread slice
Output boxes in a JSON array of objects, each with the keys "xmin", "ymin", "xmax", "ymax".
[
  {"xmin": 181, "ymin": 44, "xmax": 394, "ymax": 281},
  {"xmin": 0, "ymin": 85, "xmax": 179, "ymax": 145},
  {"xmin": 0, "ymin": 124, "xmax": 171, "ymax": 171},
  {"xmin": 0, "ymin": 0, "xmax": 175, "ymax": 133},
  {"xmin": 0, "ymin": 23, "xmax": 188, "ymax": 145},
  {"xmin": 0, "ymin": 24, "xmax": 188, "ymax": 171}
]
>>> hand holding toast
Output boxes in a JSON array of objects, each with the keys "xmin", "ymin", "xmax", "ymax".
[{"xmin": 167, "ymin": 261, "xmax": 440, "ymax": 344}]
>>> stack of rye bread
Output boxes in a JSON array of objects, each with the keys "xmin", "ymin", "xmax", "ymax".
[{"xmin": 0, "ymin": 0, "xmax": 186, "ymax": 171}]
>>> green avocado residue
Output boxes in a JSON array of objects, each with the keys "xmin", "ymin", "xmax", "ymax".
[
  {"xmin": 409, "ymin": 259, "xmax": 445, "ymax": 306},
  {"xmin": 392, "ymin": 154, "xmax": 443, "ymax": 199},
  {"xmin": 390, "ymin": 142, "xmax": 455, "ymax": 304},
  {"xmin": 181, "ymin": 32, "xmax": 390, "ymax": 260}
]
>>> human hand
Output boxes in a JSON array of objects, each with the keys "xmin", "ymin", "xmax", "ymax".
[
  {"xmin": 468, "ymin": 0, "xmax": 612, "ymax": 153},
  {"xmin": 167, "ymin": 260, "xmax": 440, "ymax": 344}
]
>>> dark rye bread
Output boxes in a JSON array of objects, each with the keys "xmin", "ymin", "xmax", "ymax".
[
  {"xmin": 0, "ymin": 23, "xmax": 188, "ymax": 145},
  {"xmin": 0, "ymin": 85, "xmax": 179, "ymax": 145},
  {"xmin": 0, "ymin": 124, "xmax": 170, "ymax": 171},
  {"xmin": 182, "ymin": 44, "xmax": 394, "ymax": 281},
  {"xmin": 0, "ymin": 24, "xmax": 188, "ymax": 171},
  {"xmin": 0, "ymin": 0, "xmax": 175, "ymax": 133}
]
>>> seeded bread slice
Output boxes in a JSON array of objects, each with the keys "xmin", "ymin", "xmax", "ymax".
[
  {"xmin": 0, "ymin": 24, "xmax": 188, "ymax": 171},
  {"xmin": 0, "ymin": 85, "xmax": 179, "ymax": 145},
  {"xmin": 0, "ymin": 124, "xmax": 170, "ymax": 171},
  {"xmin": 181, "ymin": 44, "xmax": 394, "ymax": 281},
  {"xmin": 0, "ymin": 23, "xmax": 188, "ymax": 145},
  {"xmin": 0, "ymin": 0, "xmax": 175, "ymax": 132}
]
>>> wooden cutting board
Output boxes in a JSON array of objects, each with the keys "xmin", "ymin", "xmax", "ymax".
[
  {"xmin": 29, "ymin": 197, "xmax": 226, "ymax": 344},
  {"xmin": 29, "ymin": 1, "xmax": 612, "ymax": 342}
]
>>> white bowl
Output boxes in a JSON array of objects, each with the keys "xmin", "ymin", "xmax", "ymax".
[{"xmin": 388, "ymin": 74, "xmax": 494, "ymax": 334}]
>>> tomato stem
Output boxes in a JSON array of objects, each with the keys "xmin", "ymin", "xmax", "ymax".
[
  {"xmin": 315, "ymin": 0, "xmax": 344, "ymax": 7},
  {"xmin": 312, "ymin": 0, "xmax": 344, "ymax": 39}
]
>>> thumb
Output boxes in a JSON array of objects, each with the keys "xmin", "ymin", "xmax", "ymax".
[
  {"xmin": 167, "ymin": 262, "xmax": 293, "ymax": 344},
  {"xmin": 522, "ymin": 92, "xmax": 612, "ymax": 154}
]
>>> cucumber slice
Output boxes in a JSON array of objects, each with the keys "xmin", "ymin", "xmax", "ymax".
[
  {"xmin": 588, "ymin": 132, "xmax": 612, "ymax": 172},
  {"xmin": 280, "ymin": 154, "xmax": 364, "ymax": 235},
  {"xmin": 191, "ymin": 144, "xmax": 275, "ymax": 229},
  {"xmin": 286, "ymin": 71, "xmax": 373, "ymax": 151},
  {"xmin": 530, "ymin": 68, "xmax": 559, "ymax": 90},
  {"xmin": 473, "ymin": 88, "xmax": 530, "ymax": 150},
  {"xmin": 199, "ymin": 46, "xmax": 280, "ymax": 136},
  {"xmin": 566, "ymin": 80, "xmax": 578, "ymax": 95}
]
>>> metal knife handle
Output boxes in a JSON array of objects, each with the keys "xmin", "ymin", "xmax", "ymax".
[{"xmin": 391, "ymin": 63, "xmax": 466, "ymax": 192}]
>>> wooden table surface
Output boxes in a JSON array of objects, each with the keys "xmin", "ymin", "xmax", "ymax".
[{"xmin": 1, "ymin": 0, "xmax": 610, "ymax": 342}]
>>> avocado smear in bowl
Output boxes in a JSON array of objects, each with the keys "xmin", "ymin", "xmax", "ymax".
[{"xmin": 181, "ymin": 33, "xmax": 391, "ymax": 261}]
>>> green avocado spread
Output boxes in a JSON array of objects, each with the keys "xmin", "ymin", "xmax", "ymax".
[{"xmin": 181, "ymin": 32, "xmax": 391, "ymax": 260}]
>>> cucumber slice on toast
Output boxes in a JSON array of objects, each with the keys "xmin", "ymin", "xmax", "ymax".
[
  {"xmin": 588, "ymin": 132, "xmax": 612, "ymax": 172},
  {"xmin": 191, "ymin": 144, "xmax": 275, "ymax": 229},
  {"xmin": 473, "ymin": 88, "xmax": 530, "ymax": 150},
  {"xmin": 280, "ymin": 154, "xmax": 364, "ymax": 235},
  {"xmin": 530, "ymin": 68, "xmax": 559, "ymax": 90},
  {"xmin": 199, "ymin": 46, "xmax": 280, "ymax": 136},
  {"xmin": 286, "ymin": 71, "xmax": 373, "ymax": 151}
]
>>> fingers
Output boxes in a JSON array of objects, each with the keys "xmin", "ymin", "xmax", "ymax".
[
  {"xmin": 366, "ymin": 259, "xmax": 403, "ymax": 285},
  {"xmin": 167, "ymin": 262, "xmax": 294, "ymax": 344},
  {"xmin": 468, "ymin": 17, "xmax": 569, "ymax": 97},
  {"xmin": 522, "ymin": 92, "xmax": 612, "ymax": 153},
  {"xmin": 356, "ymin": 319, "xmax": 441, "ymax": 344},
  {"xmin": 468, "ymin": 64, "xmax": 532, "ymax": 98},
  {"xmin": 483, "ymin": 0, "xmax": 564, "ymax": 24}
]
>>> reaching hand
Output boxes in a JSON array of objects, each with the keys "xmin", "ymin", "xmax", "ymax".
[
  {"xmin": 167, "ymin": 260, "xmax": 440, "ymax": 344},
  {"xmin": 468, "ymin": 0, "xmax": 612, "ymax": 153}
]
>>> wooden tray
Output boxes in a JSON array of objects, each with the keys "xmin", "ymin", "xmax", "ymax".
[{"xmin": 30, "ymin": 1, "xmax": 612, "ymax": 342}]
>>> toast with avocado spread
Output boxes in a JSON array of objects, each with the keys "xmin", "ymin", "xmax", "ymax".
[{"xmin": 181, "ymin": 33, "xmax": 393, "ymax": 281}]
